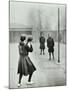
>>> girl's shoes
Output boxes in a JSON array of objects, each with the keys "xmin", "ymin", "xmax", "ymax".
[
  {"xmin": 27, "ymin": 81, "xmax": 34, "ymax": 85},
  {"xmin": 18, "ymin": 83, "xmax": 22, "ymax": 87}
]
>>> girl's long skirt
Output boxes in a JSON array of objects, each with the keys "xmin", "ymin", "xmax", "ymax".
[{"xmin": 17, "ymin": 55, "xmax": 36, "ymax": 76}]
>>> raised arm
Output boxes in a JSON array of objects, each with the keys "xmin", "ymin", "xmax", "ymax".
[{"xmin": 25, "ymin": 44, "xmax": 33, "ymax": 52}]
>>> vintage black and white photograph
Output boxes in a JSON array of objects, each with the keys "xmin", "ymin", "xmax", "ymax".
[{"xmin": 9, "ymin": 1, "xmax": 66, "ymax": 89}]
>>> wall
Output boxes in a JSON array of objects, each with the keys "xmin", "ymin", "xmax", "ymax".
[{"xmin": 9, "ymin": 28, "xmax": 66, "ymax": 44}]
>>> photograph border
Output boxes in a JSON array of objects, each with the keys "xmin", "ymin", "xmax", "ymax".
[{"xmin": 9, "ymin": 0, "xmax": 67, "ymax": 89}]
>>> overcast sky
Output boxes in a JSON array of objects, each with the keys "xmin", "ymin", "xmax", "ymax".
[{"xmin": 10, "ymin": 2, "xmax": 66, "ymax": 30}]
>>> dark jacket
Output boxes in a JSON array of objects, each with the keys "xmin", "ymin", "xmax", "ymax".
[
  {"xmin": 25, "ymin": 43, "xmax": 33, "ymax": 55},
  {"xmin": 39, "ymin": 36, "xmax": 45, "ymax": 49},
  {"xmin": 19, "ymin": 42, "xmax": 27, "ymax": 56},
  {"xmin": 47, "ymin": 37, "xmax": 54, "ymax": 53}
]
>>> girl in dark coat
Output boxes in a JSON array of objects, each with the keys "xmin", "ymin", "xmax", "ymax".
[
  {"xmin": 39, "ymin": 33, "xmax": 45, "ymax": 55},
  {"xmin": 17, "ymin": 35, "xmax": 27, "ymax": 87},
  {"xmin": 17, "ymin": 36, "xmax": 36, "ymax": 87},
  {"xmin": 25, "ymin": 37, "xmax": 36, "ymax": 84},
  {"xmin": 47, "ymin": 34, "xmax": 54, "ymax": 60}
]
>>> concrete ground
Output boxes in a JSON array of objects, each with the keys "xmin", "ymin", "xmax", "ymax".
[{"xmin": 9, "ymin": 42, "xmax": 66, "ymax": 89}]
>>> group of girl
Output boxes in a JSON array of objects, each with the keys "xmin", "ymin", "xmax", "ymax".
[{"xmin": 17, "ymin": 34, "xmax": 36, "ymax": 87}]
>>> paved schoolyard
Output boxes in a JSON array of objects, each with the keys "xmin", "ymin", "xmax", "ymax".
[{"xmin": 9, "ymin": 42, "xmax": 66, "ymax": 89}]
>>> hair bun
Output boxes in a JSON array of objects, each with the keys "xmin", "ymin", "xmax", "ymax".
[
  {"xmin": 20, "ymin": 34, "xmax": 26, "ymax": 41},
  {"xmin": 27, "ymin": 37, "xmax": 33, "ymax": 42}
]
